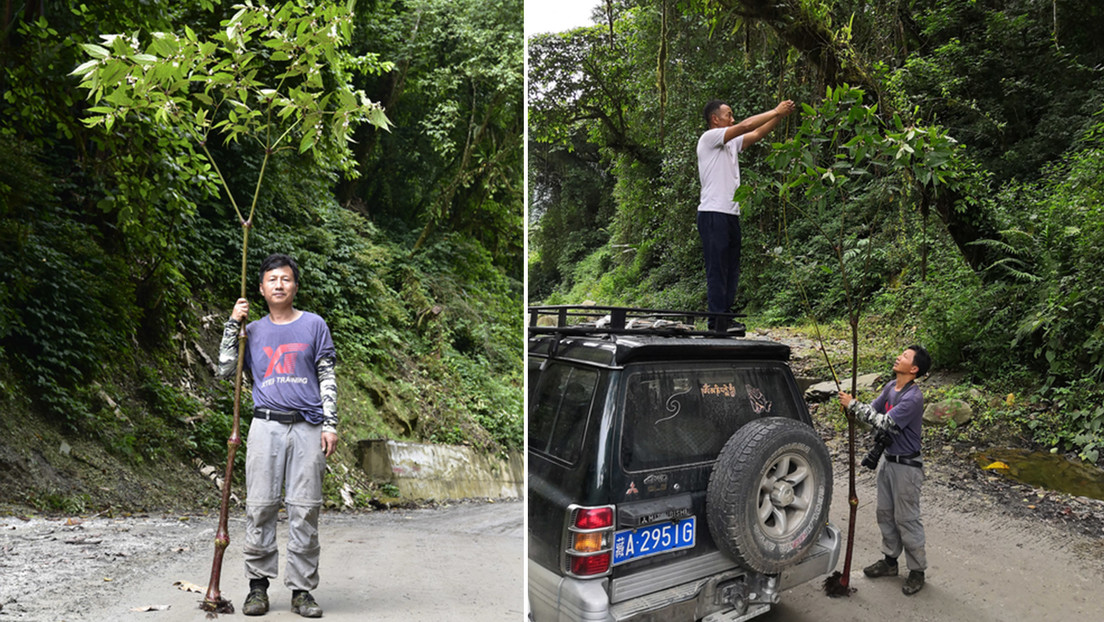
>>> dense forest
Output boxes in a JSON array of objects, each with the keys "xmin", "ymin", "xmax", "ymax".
[
  {"xmin": 0, "ymin": 0, "xmax": 522, "ymax": 511},
  {"xmin": 529, "ymin": 0, "xmax": 1104, "ymax": 461}
]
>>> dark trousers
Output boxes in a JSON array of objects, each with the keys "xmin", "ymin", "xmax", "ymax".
[{"xmin": 697, "ymin": 211, "xmax": 741, "ymax": 314}]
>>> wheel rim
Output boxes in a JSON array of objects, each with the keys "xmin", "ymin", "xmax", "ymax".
[{"xmin": 756, "ymin": 451, "xmax": 815, "ymax": 538}]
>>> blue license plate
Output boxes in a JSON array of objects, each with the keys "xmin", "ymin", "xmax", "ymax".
[{"xmin": 612, "ymin": 516, "xmax": 696, "ymax": 565}]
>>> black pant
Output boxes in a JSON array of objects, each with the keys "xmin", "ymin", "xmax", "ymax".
[{"xmin": 697, "ymin": 211, "xmax": 741, "ymax": 314}]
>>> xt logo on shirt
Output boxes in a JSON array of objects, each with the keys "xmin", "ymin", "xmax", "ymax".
[{"xmin": 263, "ymin": 343, "xmax": 309, "ymax": 378}]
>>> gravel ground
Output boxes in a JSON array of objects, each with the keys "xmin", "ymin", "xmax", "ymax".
[{"xmin": 0, "ymin": 499, "xmax": 523, "ymax": 621}]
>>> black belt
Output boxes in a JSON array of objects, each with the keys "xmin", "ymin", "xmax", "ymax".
[
  {"xmin": 885, "ymin": 453, "xmax": 923, "ymax": 468},
  {"xmin": 253, "ymin": 407, "xmax": 306, "ymax": 424}
]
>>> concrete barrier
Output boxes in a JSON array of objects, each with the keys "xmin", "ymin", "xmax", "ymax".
[{"xmin": 356, "ymin": 439, "xmax": 523, "ymax": 501}]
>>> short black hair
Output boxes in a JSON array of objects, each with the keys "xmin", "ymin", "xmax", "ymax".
[
  {"xmin": 907, "ymin": 345, "xmax": 931, "ymax": 377},
  {"xmin": 703, "ymin": 99, "xmax": 726, "ymax": 128},
  {"xmin": 258, "ymin": 253, "xmax": 299, "ymax": 285}
]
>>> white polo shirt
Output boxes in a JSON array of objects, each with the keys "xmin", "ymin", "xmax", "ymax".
[{"xmin": 697, "ymin": 127, "xmax": 744, "ymax": 215}]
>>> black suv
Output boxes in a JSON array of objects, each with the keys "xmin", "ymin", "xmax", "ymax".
[{"xmin": 527, "ymin": 306, "xmax": 840, "ymax": 621}]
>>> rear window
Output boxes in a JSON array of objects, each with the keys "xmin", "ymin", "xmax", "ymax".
[
  {"xmin": 621, "ymin": 363, "xmax": 801, "ymax": 471},
  {"xmin": 529, "ymin": 360, "xmax": 599, "ymax": 464}
]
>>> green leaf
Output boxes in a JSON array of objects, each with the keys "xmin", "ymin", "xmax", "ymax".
[
  {"xmin": 299, "ymin": 132, "xmax": 316, "ymax": 153},
  {"xmin": 151, "ymin": 34, "xmax": 176, "ymax": 57},
  {"xmin": 104, "ymin": 87, "xmax": 133, "ymax": 107},
  {"xmin": 70, "ymin": 60, "xmax": 99, "ymax": 76},
  {"xmin": 228, "ymin": 6, "xmax": 248, "ymax": 26},
  {"xmin": 366, "ymin": 106, "xmax": 390, "ymax": 130},
  {"xmin": 81, "ymin": 43, "xmax": 110, "ymax": 59}
]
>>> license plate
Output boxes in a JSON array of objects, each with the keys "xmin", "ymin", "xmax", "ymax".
[{"xmin": 612, "ymin": 517, "xmax": 695, "ymax": 565}]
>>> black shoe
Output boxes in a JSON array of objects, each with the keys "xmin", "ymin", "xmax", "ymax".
[
  {"xmin": 863, "ymin": 559, "xmax": 899, "ymax": 578},
  {"xmin": 291, "ymin": 591, "xmax": 323, "ymax": 618},
  {"xmin": 242, "ymin": 588, "xmax": 269, "ymax": 616},
  {"xmin": 903, "ymin": 570, "xmax": 925, "ymax": 595}
]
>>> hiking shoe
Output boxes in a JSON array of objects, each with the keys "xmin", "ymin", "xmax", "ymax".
[
  {"xmin": 291, "ymin": 591, "xmax": 324, "ymax": 618},
  {"xmin": 863, "ymin": 559, "xmax": 899, "ymax": 578},
  {"xmin": 242, "ymin": 588, "xmax": 269, "ymax": 616},
  {"xmin": 903, "ymin": 570, "xmax": 925, "ymax": 595}
]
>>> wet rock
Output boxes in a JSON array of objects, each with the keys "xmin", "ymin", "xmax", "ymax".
[
  {"xmin": 804, "ymin": 373, "xmax": 882, "ymax": 402},
  {"xmin": 924, "ymin": 398, "xmax": 974, "ymax": 426}
]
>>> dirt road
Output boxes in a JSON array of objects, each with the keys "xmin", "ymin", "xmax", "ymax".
[
  {"xmin": 0, "ymin": 499, "xmax": 523, "ymax": 621},
  {"xmin": 5, "ymin": 460, "xmax": 1104, "ymax": 622},
  {"xmin": 760, "ymin": 459, "xmax": 1104, "ymax": 622}
]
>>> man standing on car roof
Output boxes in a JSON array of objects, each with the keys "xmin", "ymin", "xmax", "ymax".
[
  {"xmin": 696, "ymin": 98, "xmax": 795, "ymax": 319},
  {"xmin": 839, "ymin": 345, "xmax": 932, "ymax": 596},
  {"xmin": 218, "ymin": 253, "xmax": 337, "ymax": 618}
]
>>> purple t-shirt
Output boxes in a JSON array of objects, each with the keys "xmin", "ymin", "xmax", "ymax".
[
  {"xmin": 871, "ymin": 380, "xmax": 924, "ymax": 456},
  {"xmin": 244, "ymin": 311, "xmax": 335, "ymax": 424}
]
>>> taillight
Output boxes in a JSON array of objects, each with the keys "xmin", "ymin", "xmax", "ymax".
[
  {"xmin": 564, "ymin": 505, "xmax": 615, "ymax": 577},
  {"xmin": 574, "ymin": 507, "xmax": 612, "ymax": 530},
  {"xmin": 570, "ymin": 551, "xmax": 610, "ymax": 576}
]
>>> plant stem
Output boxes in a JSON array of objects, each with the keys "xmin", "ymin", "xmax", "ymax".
[{"xmin": 201, "ymin": 147, "xmax": 268, "ymax": 612}]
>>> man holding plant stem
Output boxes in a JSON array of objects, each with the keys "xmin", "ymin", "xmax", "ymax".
[
  {"xmin": 696, "ymin": 98, "xmax": 795, "ymax": 320},
  {"xmin": 218, "ymin": 253, "xmax": 337, "ymax": 618},
  {"xmin": 839, "ymin": 345, "xmax": 932, "ymax": 596}
]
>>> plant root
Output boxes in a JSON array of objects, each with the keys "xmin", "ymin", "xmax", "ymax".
[
  {"xmin": 199, "ymin": 597, "xmax": 234, "ymax": 614},
  {"xmin": 823, "ymin": 571, "xmax": 855, "ymax": 598}
]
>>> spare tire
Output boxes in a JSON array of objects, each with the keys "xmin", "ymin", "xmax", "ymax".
[{"xmin": 706, "ymin": 416, "xmax": 832, "ymax": 574}]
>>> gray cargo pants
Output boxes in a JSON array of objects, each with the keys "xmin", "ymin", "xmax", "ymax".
[
  {"xmin": 243, "ymin": 418, "xmax": 326, "ymax": 591},
  {"xmin": 875, "ymin": 459, "xmax": 927, "ymax": 571}
]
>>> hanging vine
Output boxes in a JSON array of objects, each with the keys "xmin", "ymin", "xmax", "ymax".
[{"xmin": 657, "ymin": 0, "xmax": 669, "ymax": 146}]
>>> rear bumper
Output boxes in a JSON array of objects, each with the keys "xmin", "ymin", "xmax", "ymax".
[
  {"xmin": 529, "ymin": 560, "xmax": 613, "ymax": 622},
  {"xmin": 779, "ymin": 522, "xmax": 842, "ymax": 591},
  {"xmin": 529, "ymin": 522, "xmax": 841, "ymax": 621}
]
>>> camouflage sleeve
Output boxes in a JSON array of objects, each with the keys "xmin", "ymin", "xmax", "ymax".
[
  {"xmin": 846, "ymin": 400, "xmax": 895, "ymax": 432},
  {"xmin": 217, "ymin": 319, "xmax": 241, "ymax": 379},
  {"xmin": 317, "ymin": 356, "xmax": 337, "ymax": 435}
]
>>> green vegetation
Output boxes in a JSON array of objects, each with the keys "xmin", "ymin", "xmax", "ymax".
[
  {"xmin": 0, "ymin": 0, "xmax": 521, "ymax": 511},
  {"xmin": 529, "ymin": 0, "xmax": 1104, "ymax": 462}
]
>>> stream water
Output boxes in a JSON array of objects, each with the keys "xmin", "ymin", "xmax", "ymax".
[{"xmin": 973, "ymin": 447, "xmax": 1104, "ymax": 501}]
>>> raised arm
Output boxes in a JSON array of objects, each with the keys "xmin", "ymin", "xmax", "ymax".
[{"xmin": 724, "ymin": 100, "xmax": 796, "ymax": 146}]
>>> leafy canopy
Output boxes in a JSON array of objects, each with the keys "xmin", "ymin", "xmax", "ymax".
[{"xmin": 72, "ymin": 0, "xmax": 393, "ymax": 186}]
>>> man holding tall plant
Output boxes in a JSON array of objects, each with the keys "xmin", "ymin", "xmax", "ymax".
[
  {"xmin": 219, "ymin": 253, "xmax": 338, "ymax": 618},
  {"xmin": 839, "ymin": 345, "xmax": 932, "ymax": 596},
  {"xmin": 696, "ymin": 98, "xmax": 795, "ymax": 320}
]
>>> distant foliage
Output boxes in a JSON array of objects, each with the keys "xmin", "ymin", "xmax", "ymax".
[
  {"xmin": 0, "ymin": 0, "xmax": 522, "ymax": 470},
  {"xmin": 527, "ymin": 0, "xmax": 1104, "ymax": 460},
  {"xmin": 0, "ymin": 142, "xmax": 134, "ymax": 425}
]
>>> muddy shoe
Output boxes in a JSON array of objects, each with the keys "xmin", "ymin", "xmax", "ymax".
[
  {"xmin": 862, "ymin": 558, "xmax": 899, "ymax": 578},
  {"xmin": 242, "ymin": 588, "xmax": 269, "ymax": 616},
  {"xmin": 292, "ymin": 591, "xmax": 323, "ymax": 618},
  {"xmin": 903, "ymin": 570, "xmax": 925, "ymax": 595}
]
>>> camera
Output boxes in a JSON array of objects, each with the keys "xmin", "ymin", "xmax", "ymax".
[{"xmin": 861, "ymin": 421, "xmax": 900, "ymax": 470}]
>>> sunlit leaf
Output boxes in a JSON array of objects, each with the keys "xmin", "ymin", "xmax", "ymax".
[{"xmin": 81, "ymin": 43, "xmax": 110, "ymax": 59}]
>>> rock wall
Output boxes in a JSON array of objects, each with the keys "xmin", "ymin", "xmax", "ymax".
[{"xmin": 357, "ymin": 439, "xmax": 524, "ymax": 500}]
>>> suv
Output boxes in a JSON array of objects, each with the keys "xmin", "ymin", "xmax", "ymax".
[{"xmin": 527, "ymin": 306, "xmax": 840, "ymax": 621}]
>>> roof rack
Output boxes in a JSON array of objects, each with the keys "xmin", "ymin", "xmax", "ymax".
[{"xmin": 528, "ymin": 305, "xmax": 746, "ymax": 338}]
